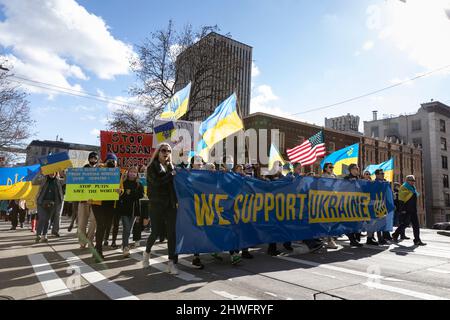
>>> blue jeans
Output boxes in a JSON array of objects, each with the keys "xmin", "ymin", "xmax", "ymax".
[
  {"xmin": 36, "ymin": 205, "xmax": 55, "ymax": 236},
  {"xmin": 121, "ymin": 216, "xmax": 135, "ymax": 249}
]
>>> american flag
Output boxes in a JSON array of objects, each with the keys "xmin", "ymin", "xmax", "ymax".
[{"xmin": 287, "ymin": 131, "xmax": 326, "ymax": 166}]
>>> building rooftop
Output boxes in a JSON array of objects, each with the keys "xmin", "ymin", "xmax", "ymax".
[{"xmin": 27, "ymin": 140, "xmax": 99, "ymax": 151}]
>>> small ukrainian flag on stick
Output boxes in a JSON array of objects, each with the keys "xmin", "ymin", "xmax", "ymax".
[{"xmin": 39, "ymin": 151, "xmax": 73, "ymax": 175}]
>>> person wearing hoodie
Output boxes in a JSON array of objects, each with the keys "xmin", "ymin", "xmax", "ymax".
[
  {"xmin": 142, "ymin": 143, "xmax": 179, "ymax": 274},
  {"xmin": 35, "ymin": 172, "xmax": 64, "ymax": 243},
  {"xmin": 117, "ymin": 167, "xmax": 144, "ymax": 258}
]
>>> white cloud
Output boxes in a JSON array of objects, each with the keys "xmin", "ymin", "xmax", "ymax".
[
  {"xmin": 80, "ymin": 115, "xmax": 97, "ymax": 121},
  {"xmin": 372, "ymin": 0, "xmax": 450, "ymax": 73},
  {"xmin": 90, "ymin": 128, "xmax": 100, "ymax": 136},
  {"xmin": 250, "ymin": 84, "xmax": 304, "ymax": 121},
  {"xmin": 252, "ymin": 62, "xmax": 260, "ymax": 78},
  {"xmin": 0, "ymin": 0, "xmax": 134, "ymax": 96},
  {"xmin": 362, "ymin": 40, "xmax": 374, "ymax": 51}
]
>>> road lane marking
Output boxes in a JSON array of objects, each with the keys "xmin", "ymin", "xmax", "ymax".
[
  {"xmin": 427, "ymin": 268, "xmax": 450, "ymax": 274},
  {"xmin": 28, "ymin": 254, "xmax": 71, "ymax": 298},
  {"xmin": 363, "ymin": 281, "xmax": 449, "ymax": 300},
  {"xmin": 211, "ymin": 290, "xmax": 256, "ymax": 300},
  {"xmin": 58, "ymin": 251, "xmax": 139, "ymax": 300}
]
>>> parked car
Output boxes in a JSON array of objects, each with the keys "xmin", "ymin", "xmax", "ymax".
[{"xmin": 432, "ymin": 222, "xmax": 450, "ymax": 230}]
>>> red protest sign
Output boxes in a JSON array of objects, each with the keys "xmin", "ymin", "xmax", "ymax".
[{"xmin": 100, "ymin": 131, "xmax": 154, "ymax": 168}]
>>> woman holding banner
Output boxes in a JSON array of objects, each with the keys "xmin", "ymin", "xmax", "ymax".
[{"xmin": 142, "ymin": 143, "xmax": 179, "ymax": 275}]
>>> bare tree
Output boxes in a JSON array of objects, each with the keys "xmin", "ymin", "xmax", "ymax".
[
  {"xmin": 0, "ymin": 61, "xmax": 34, "ymax": 165},
  {"xmin": 109, "ymin": 21, "xmax": 242, "ymax": 132},
  {"xmin": 108, "ymin": 105, "xmax": 148, "ymax": 133}
]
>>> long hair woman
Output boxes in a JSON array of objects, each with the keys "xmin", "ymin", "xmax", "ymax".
[{"xmin": 142, "ymin": 143, "xmax": 178, "ymax": 274}]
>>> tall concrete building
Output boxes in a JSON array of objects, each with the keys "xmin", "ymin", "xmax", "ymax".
[
  {"xmin": 175, "ymin": 32, "xmax": 252, "ymax": 122},
  {"xmin": 364, "ymin": 101, "xmax": 450, "ymax": 226},
  {"xmin": 325, "ymin": 114, "xmax": 361, "ymax": 134}
]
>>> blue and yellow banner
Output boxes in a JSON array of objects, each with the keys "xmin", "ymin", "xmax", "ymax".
[
  {"xmin": 64, "ymin": 167, "xmax": 120, "ymax": 201},
  {"xmin": 160, "ymin": 82, "xmax": 191, "ymax": 120},
  {"xmin": 0, "ymin": 164, "xmax": 41, "ymax": 200},
  {"xmin": 39, "ymin": 152, "xmax": 73, "ymax": 175},
  {"xmin": 320, "ymin": 143, "xmax": 359, "ymax": 176},
  {"xmin": 174, "ymin": 169, "xmax": 395, "ymax": 254},
  {"xmin": 365, "ymin": 158, "xmax": 394, "ymax": 182}
]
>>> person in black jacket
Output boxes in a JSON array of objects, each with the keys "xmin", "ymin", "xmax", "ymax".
[
  {"xmin": 142, "ymin": 143, "xmax": 179, "ymax": 275},
  {"xmin": 117, "ymin": 167, "xmax": 144, "ymax": 258},
  {"xmin": 344, "ymin": 164, "xmax": 363, "ymax": 247}
]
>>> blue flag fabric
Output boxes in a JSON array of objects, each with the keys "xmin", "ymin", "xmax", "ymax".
[{"xmin": 174, "ymin": 170, "xmax": 395, "ymax": 254}]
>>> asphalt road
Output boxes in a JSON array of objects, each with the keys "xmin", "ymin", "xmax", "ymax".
[{"xmin": 1, "ymin": 217, "xmax": 450, "ymax": 301}]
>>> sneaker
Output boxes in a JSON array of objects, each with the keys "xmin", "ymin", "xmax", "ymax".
[
  {"xmin": 350, "ymin": 241, "xmax": 363, "ymax": 247},
  {"xmin": 211, "ymin": 253, "xmax": 223, "ymax": 261},
  {"xmin": 142, "ymin": 251, "xmax": 150, "ymax": 269},
  {"xmin": 392, "ymin": 233, "xmax": 399, "ymax": 243},
  {"xmin": 231, "ymin": 253, "xmax": 242, "ymax": 265},
  {"xmin": 400, "ymin": 235, "xmax": 410, "ymax": 240},
  {"xmin": 35, "ymin": 236, "xmax": 41, "ymax": 243},
  {"xmin": 414, "ymin": 240, "xmax": 427, "ymax": 246},
  {"xmin": 241, "ymin": 251, "xmax": 254, "ymax": 259},
  {"xmin": 52, "ymin": 233, "xmax": 60, "ymax": 238},
  {"xmin": 123, "ymin": 246, "xmax": 130, "ymax": 258},
  {"xmin": 111, "ymin": 242, "xmax": 118, "ymax": 249},
  {"xmin": 129, "ymin": 242, "xmax": 136, "ymax": 249},
  {"xmin": 267, "ymin": 249, "xmax": 282, "ymax": 256},
  {"xmin": 20, "ymin": 223, "xmax": 24, "ymax": 228},
  {"xmin": 192, "ymin": 257, "xmax": 204, "ymax": 269},
  {"xmin": 283, "ymin": 243, "xmax": 294, "ymax": 252},
  {"xmin": 309, "ymin": 243, "xmax": 324, "ymax": 253},
  {"xmin": 103, "ymin": 240, "xmax": 109, "ymax": 247},
  {"xmin": 378, "ymin": 239, "xmax": 388, "ymax": 245},
  {"xmin": 326, "ymin": 239, "xmax": 339, "ymax": 249},
  {"xmin": 40, "ymin": 236, "xmax": 48, "ymax": 243},
  {"xmin": 67, "ymin": 226, "xmax": 73, "ymax": 232},
  {"xmin": 167, "ymin": 260, "xmax": 178, "ymax": 274},
  {"xmin": 366, "ymin": 238, "xmax": 379, "ymax": 246},
  {"xmin": 9, "ymin": 227, "xmax": 16, "ymax": 230}
]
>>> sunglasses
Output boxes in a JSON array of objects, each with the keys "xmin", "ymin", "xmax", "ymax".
[
  {"xmin": 160, "ymin": 149, "xmax": 172, "ymax": 153},
  {"xmin": 327, "ymin": 166, "xmax": 334, "ymax": 169}
]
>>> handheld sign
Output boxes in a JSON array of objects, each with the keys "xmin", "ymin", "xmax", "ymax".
[{"xmin": 64, "ymin": 167, "xmax": 120, "ymax": 201}]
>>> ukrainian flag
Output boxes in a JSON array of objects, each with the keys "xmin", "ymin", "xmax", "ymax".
[
  {"xmin": 268, "ymin": 144, "xmax": 291, "ymax": 175},
  {"xmin": 160, "ymin": 82, "xmax": 191, "ymax": 120},
  {"xmin": 0, "ymin": 164, "xmax": 41, "ymax": 200},
  {"xmin": 154, "ymin": 121, "xmax": 176, "ymax": 143},
  {"xmin": 39, "ymin": 152, "xmax": 73, "ymax": 175},
  {"xmin": 364, "ymin": 158, "xmax": 394, "ymax": 182},
  {"xmin": 320, "ymin": 143, "xmax": 359, "ymax": 176},
  {"xmin": 197, "ymin": 93, "xmax": 244, "ymax": 160}
]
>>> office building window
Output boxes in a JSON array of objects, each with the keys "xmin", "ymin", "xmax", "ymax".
[
  {"xmin": 444, "ymin": 174, "xmax": 449, "ymax": 188},
  {"xmin": 440, "ymin": 119, "xmax": 446, "ymax": 132},
  {"xmin": 371, "ymin": 126, "xmax": 379, "ymax": 137},
  {"xmin": 411, "ymin": 119, "xmax": 421, "ymax": 131},
  {"xmin": 442, "ymin": 137, "xmax": 447, "ymax": 151},
  {"xmin": 443, "ymin": 156, "xmax": 448, "ymax": 169},
  {"xmin": 412, "ymin": 138, "xmax": 422, "ymax": 147},
  {"xmin": 445, "ymin": 193, "xmax": 450, "ymax": 207}
]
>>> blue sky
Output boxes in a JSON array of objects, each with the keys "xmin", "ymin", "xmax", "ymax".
[{"xmin": 1, "ymin": 0, "xmax": 450, "ymax": 147}]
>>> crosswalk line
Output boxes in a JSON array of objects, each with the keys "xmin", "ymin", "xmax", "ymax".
[
  {"xmin": 130, "ymin": 247, "xmax": 203, "ymax": 282},
  {"xmin": 58, "ymin": 251, "xmax": 139, "ymax": 300},
  {"xmin": 277, "ymin": 255, "xmax": 449, "ymax": 300},
  {"xmin": 28, "ymin": 254, "xmax": 71, "ymax": 298},
  {"xmin": 211, "ymin": 290, "xmax": 257, "ymax": 300}
]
